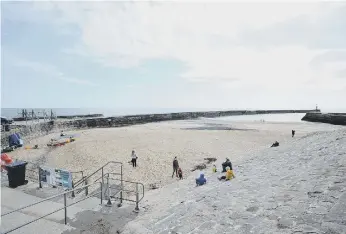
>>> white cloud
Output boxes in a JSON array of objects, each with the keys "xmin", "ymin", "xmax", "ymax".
[
  {"xmin": 23, "ymin": 2, "xmax": 346, "ymax": 92},
  {"xmin": 14, "ymin": 59, "xmax": 98, "ymax": 87}
]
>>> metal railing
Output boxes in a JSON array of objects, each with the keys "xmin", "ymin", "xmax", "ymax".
[
  {"xmin": 104, "ymin": 173, "xmax": 144, "ymax": 211},
  {"xmin": 72, "ymin": 161, "xmax": 123, "ymax": 197},
  {"xmin": 1, "ymin": 182, "xmax": 103, "ymax": 234},
  {"xmin": 2, "ymin": 161, "xmax": 145, "ymax": 233}
]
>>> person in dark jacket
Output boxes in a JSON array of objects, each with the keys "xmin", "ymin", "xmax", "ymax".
[
  {"xmin": 222, "ymin": 158, "xmax": 232, "ymax": 172},
  {"xmin": 292, "ymin": 130, "xmax": 295, "ymax": 137},
  {"xmin": 271, "ymin": 141, "xmax": 279, "ymax": 147},
  {"xmin": 172, "ymin": 157, "xmax": 179, "ymax": 178}
]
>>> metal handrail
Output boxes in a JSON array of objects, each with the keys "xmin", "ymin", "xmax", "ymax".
[
  {"xmin": 2, "ymin": 182, "xmax": 103, "ymax": 234},
  {"xmin": 3, "ymin": 190, "xmax": 101, "ymax": 234},
  {"xmin": 104, "ymin": 173, "xmax": 144, "ymax": 212},
  {"xmin": 105, "ymin": 172, "xmax": 145, "ymax": 203},
  {"xmin": 2, "ymin": 181, "xmax": 102, "ymax": 217},
  {"xmin": 73, "ymin": 161, "xmax": 123, "ymax": 196}
]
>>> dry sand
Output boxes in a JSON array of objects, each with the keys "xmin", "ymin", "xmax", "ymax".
[{"xmin": 9, "ymin": 118, "xmax": 342, "ymax": 190}]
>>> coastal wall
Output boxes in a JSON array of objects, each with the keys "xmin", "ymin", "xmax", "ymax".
[
  {"xmin": 302, "ymin": 112, "xmax": 346, "ymax": 126},
  {"xmin": 1, "ymin": 109, "xmax": 318, "ymax": 146}
]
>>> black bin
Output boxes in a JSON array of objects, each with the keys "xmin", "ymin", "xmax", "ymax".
[
  {"xmin": 5, "ymin": 161, "xmax": 28, "ymax": 188},
  {"xmin": 4, "ymin": 124, "xmax": 10, "ymax": 131}
]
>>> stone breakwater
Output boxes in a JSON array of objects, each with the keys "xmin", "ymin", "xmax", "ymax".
[
  {"xmin": 1, "ymin": 109, "xmax": 317, "ymax": 147},
  {"xmin": 302, "ymin": 112, "xmax": 346, "ymax": 126}
]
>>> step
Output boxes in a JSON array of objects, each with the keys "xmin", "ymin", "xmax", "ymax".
[{"xmin": 1, "ymin": 206, "xmax": 77, "ymax": 234}]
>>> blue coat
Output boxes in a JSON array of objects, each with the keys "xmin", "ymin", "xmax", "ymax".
[{"xmin": 196, "ymin": 173, "xmax": 206, "ymax": 186}]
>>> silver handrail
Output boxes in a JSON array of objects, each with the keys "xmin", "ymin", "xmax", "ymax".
[
  {"xmin": 73, "ymin": 161, "xmax": 123, "ymax": 197},
  {"xmin": 1, "ymin": 182, "xmax": 103, "ymax": 234},
  {"xmin": 104, "ymin": 173, "xmax": 144, "ymax": 210}
]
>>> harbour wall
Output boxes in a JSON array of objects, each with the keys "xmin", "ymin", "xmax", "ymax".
[
  {"xmin": 1, "ymin": 109, "xmax": 319, "ymax": 147},
  {"xmin": 301, "ymin": 112, "xmax": 346, "ymax": 126}
]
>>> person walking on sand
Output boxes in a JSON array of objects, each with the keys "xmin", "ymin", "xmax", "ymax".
[
  {"xmin": 172, "ymin": 157, "xmax": 179, "ymax": 178},
  {"xmin": 131, "ymin": 150, "xmax": 138, "ymax": 168},
  {"xmin": 292, "ymin": 130, "xmax": 295, "ymax": 137}
]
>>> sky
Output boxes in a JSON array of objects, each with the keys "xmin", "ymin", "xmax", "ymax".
[{"xmin": 1, "ymin": 1, "xmax": 346, "ymax": 111}]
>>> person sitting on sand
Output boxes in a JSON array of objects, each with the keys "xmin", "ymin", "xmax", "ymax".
[
  {"xmin": 172, "ymin": 157, "xmax": 179, "ymax": 178},
  {"xmin": 271, "ymin": 141, "xmax": 279, "ymax": 148},
  {"xmin": 218, "ymin": 166, "xmax": 235, "ymax": 181},
  {"xmin": 196, "ymin": 173, "xmax": 206, "ymax": 186},
  {"xmin": 131, "ymin": 150, "xmax": 138, "ymax": 168},
  {"xmin": 60, "ymin": 131, "xmax": 65, "ymax": 137},
  {"xmin": 178, "ymin": 167, "xmax": 183, "ymax": 180},
  {"xmin": 222, "ymin": 158, "xmax": 232, "ymax": 172},
  {"xmin": 212, "ymin": 165, "xmax": 217, "ymax": 173}
]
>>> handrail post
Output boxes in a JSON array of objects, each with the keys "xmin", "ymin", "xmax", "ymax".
[
  {"xmin": 106, "ymin": 174, "xmax": 112, "ymax": 207},
  {"xmin": 38, "ymin": 167, "xmax": 42, "ymax": 189},
  {"xmin": 100, "ymin": 182, "xmax": 103, "ymax": 205},
  {"xmin": 71, "ymin": 180, "xmax": 75, "ymax": 198},
  {"xmin": 85, "ymin": 177, "xmax": 88, "ymax": 196},
  {"xmin": 64, "ymin": 193, "xmax": 67, "ymax": 225},
  {"xmin": 120, "ymin": 165, "xmax": 123, "ymax": 205},
  {"xmin": 101, "ymin": 167, "xmax": 104, "ymax": 189},
  {"xmin": 134, "ymin": 183, "xmax": 139, "ymax": 212}
]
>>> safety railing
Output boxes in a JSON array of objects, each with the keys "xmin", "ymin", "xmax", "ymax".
[
  {"xmin": 72, "ymin": 161, "xmax": 123, "ymax": 197},
  {"xmin": 1, "ymin": 182, "xmax": 103, "ymax": 234},
  {"xmin": 103, "ymin": 172, "xmax": 144, "ymax": 211}
]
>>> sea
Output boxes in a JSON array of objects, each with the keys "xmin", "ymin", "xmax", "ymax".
[{"xmin": 1, "ymin": 108, "xmax": 345, "ymax": 122}]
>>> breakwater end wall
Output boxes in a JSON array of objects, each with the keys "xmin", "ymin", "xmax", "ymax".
[
  {"xmin": 302, "ymin": 112, "xmax": 346, "ymax": 126},
  {"xmin": 1, "ymin": 109, "xmax": 318, "ymax": 147}
]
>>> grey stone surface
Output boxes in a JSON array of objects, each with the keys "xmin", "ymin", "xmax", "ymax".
[{"xmin": 121, "ymin": 129, "xmax": 346, "ymax": 234}]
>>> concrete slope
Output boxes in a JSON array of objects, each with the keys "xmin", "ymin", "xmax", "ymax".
[
  {"xmin": 1, "ymin": 206, "xmax": 77, "ymax": 234},
  {"xmin": 121, "ymin": 129, "xmax": 346, "ymax": 234},
  {"xmin": 1, "ymin": 186, "xmax": 86, "ymax": 224}
]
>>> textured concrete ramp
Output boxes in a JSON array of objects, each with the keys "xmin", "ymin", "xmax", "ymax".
[
  {"xmin": 1, "ymin": 206, "xmax": 76, "ymax": 234},
  {"xmin": 121, "ymin": 129, "xmax": 346, "ymax": 234},
  {"xmin": 1, "ymin": 186, "xmax": 86, "ymax": 223}
]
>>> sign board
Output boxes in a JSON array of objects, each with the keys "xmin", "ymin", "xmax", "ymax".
[{"xmin": 39, "ymin": 166, "xmax": 73, "ymax": 189}]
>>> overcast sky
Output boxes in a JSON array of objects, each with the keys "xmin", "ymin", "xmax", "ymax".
[{"xmin": 1, "ymin": 1, "xmax": 346, "ymax": 111}]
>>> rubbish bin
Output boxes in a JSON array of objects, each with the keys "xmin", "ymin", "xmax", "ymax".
[
  {"xmin": 5, "ymin": 160, "xmax": 28, "ymax": 188},
  {"xmin": 4, "ymin": 124, "xmax": 10, "ymax": 132}
]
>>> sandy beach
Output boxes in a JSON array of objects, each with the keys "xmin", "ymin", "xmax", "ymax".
[{"xmin": 9, "ymin": 118, "xmax": 342, "ymax": 190}]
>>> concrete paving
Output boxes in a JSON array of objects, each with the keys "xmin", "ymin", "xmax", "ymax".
[
  {"xmin": 1, "ymin": 206, "xmax": 77, "ymax": 234},
  {"xmin": 121, "ymin": 129, "xmax": 346, "ymax": 234},
  {"xmin": 1, "ymin": 186, "xmax": 88, "ymax": 224}
]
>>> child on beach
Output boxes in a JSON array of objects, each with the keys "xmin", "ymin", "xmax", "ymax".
[
  {"xmin": 196, "ymin": 173, "xmax": 207, "ymax": 186},
  {"xmin": 178, "ymin": 168, "xmax": 183, "ymax": 180},
  {"xmin": 218, "ymin": 167, "xmax": 235, "ymax": 181},
  {"xmin": 212, "ymin": 165, "xmax": 217, "ymax": 173}
]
